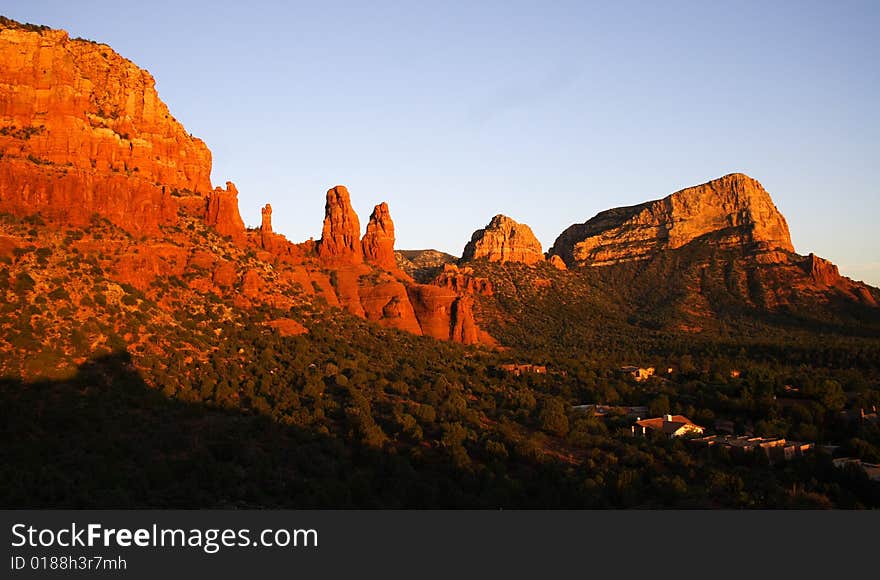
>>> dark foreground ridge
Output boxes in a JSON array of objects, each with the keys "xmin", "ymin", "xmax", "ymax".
[{"xmin": 2, "ymin": 349, "xmax": 879, "ymax": 508}]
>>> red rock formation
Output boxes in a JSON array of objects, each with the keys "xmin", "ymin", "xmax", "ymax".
[
  {"xmin": 549, "ymin": 255, "xmax": 567, "ymax": 270},
  {"xmin": 432, "ymin": 264, "xmax": 493, "ymax": 296},
  {"xmin": 405, "ymin": 284, "xmax": 459, "ymax": 341},
  {"xmin": 240, "ymin": 269, "xmax": 265, "ymax": 299},
  {"xmin": 804, "ymin": 253, "xmax": 841, "ymax": 287},
  {"xmin": 550, "ymin": 173, "xmax": 794, "ymax": 267},
  {"xmin": 462, "ymin": 214, "xmax": 545, "ymax": 264},
  {"xmin": 0, "ymin": 235, "xmax": 18, "ymax": 260},
  {"xmin": 362, "ymin": 202, "xmax": 397, "ymax": 271},
  {"xmin": 0, "ymin": 20, "xmax": 499, "ymax": 347},
  {"xmin": 318, "ymin": 186, "xmax": 363, "ymax": 265},
  {"xmin": 261, "ymin": 204, "xmax": 273, "ymax": 233},
  {"xmin": 113, "ymin": 244, "xmax": 188, "ymax": 290},
  {"xmin": 358, "ymin": 279, "xmax": 423, "ymax": 335},
  {"xmin": 212, "ymin": 261, "xmax": 237, "ymax": 288},
  {"xmin": 287, "ymin": 268, "xmax": 340, "ymax": 307},
  {"xmin": 265, "ymin": 318, "xmax": 309, "ymax": 337},
  {"xmin": 256, "ymin": 202, "xmax": 304, "ymax": 258},
  {"xmin": 0, "ymin": 22, "xmax": 214, "ymax": 234},
  {"xmin": 404, "ymin": 283, "xmax": 492, "ymax": 344},
  {"xmin": 450, "ymin": 296, "xmax": 479, "ymax": 344},
  {"xmin": 331, "ymin": 265, "xmax": 368, "ymax": 317},
  {"xmin": 205, "ymin": 182, "xmax": 246, "ymax": 244}
]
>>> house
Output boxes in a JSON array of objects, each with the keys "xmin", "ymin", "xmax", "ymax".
[
  {"xmin": 691, "ymin": 435, "xmax": 814, "ymax": 463},
  {"xmin": 573, "ymin": 404, "xmax": 649, "ymax": 418},
  {"xmin": 833, "ymin": 457, "xmax": 880, "ymax": 481},
  {"xmin": 633, "ymin": 414, "xmax": 704, "ymax": 438},
  {"xmin": 498, "ymin": 364, "xmax": 547, "ymax": 376},
  {"xmin": 839, "ymin": 407, "xmax": 879, "ymax": 424},
  {"xmin": 618, "ymin": 366, "xmax": 655, "ymax": 382}
]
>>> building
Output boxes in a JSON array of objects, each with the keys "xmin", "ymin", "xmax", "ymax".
[
  {"xmin": 633, "ymin": 414, "xmax": 704, "ymax": 438},
  {"xmin": 839, "ymin": 407, "xmax": 879, "ymax": 424},
  {"xmin": 690, "ymin": 435, "xmax": 814, "ymax": 463},
  {"xmin": 833, "ymin": 457, "xmax": 880, "ymax": 482},
  {"xmin": 498, "ymin": 364, "xmax": 547, "ymax": 376},
  {"xmin": 618, "ymin": 366, "xmax": 655, "ymax": 382},
  {"xmin": 573, "ymin": 404, "xmax": 649, "ymax": 418}
]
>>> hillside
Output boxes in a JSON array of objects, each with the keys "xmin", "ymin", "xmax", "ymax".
[{"xmin": 2, "ymin": 17, "xmax": 880, "ymax": 509}]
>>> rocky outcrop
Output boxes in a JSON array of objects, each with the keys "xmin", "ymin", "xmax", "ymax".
[
  {"xmin": 212, "ymin": 261, "xmax": 237, "ymax": 288},
  {"xmin": 404, "ymin": 281, "xmax": 495, "ymax": 345},
  {"xmin": 113, "ymin": 243, "xmax": 188, "ymax": 291},
  {"xmin": 261, "ymin": 204, "xmax": 273, "ymax": 233},
  {"xmin": 549, "ymin": 173, "xmax": 794, "ymax": 267},
  {"xmin": 432, "ymin": 264, "xmax": 493, "ymax": 296},
  {"xmin": 265, "ymin": 318, "xmax": 309, "ymax": 337},
  {"xmin": 0, "ymin": 235, "xmax": 17, "ymax": 261},
  {"xmin": 362, "ymin": 202, "xmax": 397, "ymax": 271},
  {"xmin": 804, "ymin": 253, "xmax": 840, "ymax": 287},
  {"xmin": 253, "ymin": 203, "xmax": 308, "ymax": 262},
  {"xmin": 395, "ymin": 249, "xmax": 458, "ymax": 282},
  {"xmin": 548, "ymin": 255, "xmax": 567, "ymax": 270},
  {"xmin": 318, "ymin": 185, "xmax": 363, "ymax": 265},
  {"xmin": 396, "ymin": 249, "xmax": 458, "ymax": 269},
  {"xmin": 358, "ymin": 279, "xmax": 423, "ymax": 335},
  {"xmin": 0, "ymin": 19, "xmax": 498, "ymax": 348},
  {"xmin": 250, "ymin": 184, "xmax": 494, "ymax": 345},
  {"xmin": 205, "ymin": 182, "xmax": 246, "ymax": 244},
  {"xmin": 450, "ymin": 296, "xmax": 479, "ymax": 344},
  {"xmin": 0, "ymin": 22, "xmax": 214, "ymax": 234},
  {"xmin": 462, "ymin": 215, "xmax": 545, "ymax": 264}
]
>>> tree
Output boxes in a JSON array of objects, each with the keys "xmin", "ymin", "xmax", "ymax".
[
  {"xmin": 539, "ymin": 398, "xmax": 569, "ymax": 437},
  {"xmin": 649, "ymin": 395, "xmax": 670, "ymax": 418}
]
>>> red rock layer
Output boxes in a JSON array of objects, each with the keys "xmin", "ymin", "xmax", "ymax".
[
  {"xmin": 805, "ymin": 253, "xmax": 840, "ymax": 287},
  {"xmin": 265, "ymin": 318, "xmax": 309, "ymax": 337},
  {"xmin": 318, "ymin": 185, "xmax": 363, "ymax": 265},
  {"xmin": 0, "ymin": 24, "xmax": 214, "ymax": 234},
  {"xmin": 450, "ymin": 296, "xmax": 479, "ymax": 344},
  {"xmin": 358, "ymin": 279, "xmax": 423, "ymax": 335},
  {"xmin": 362, "ymin": 202, "xmax": 397, "ymax": 271},
  {"xmin": 404, "ymin": 284, "xmax": 492, "ymax": 345},
  {"xmin": 205, "ymin": 182, "xmax": 246, "ymax": 244},
  {"xmin": 550, "ymin": 173, "xmax": 794, "ymax": 267},
  {"xmin": 462, "ymin": 214, "xmax": 545, "ymax": 264},
  {"xmin": 0, "ymin": 20, "xmax": 497, "ymax": 347},
  {"xmin": 261, "ymin": 204, "xmax": 273, "ymax": 233},
  {"xmin": 548, "ymin": 255, "xmax": 567, "ymax": 270},
  {"xmin": 432, "ymin": 264, "xmax": 493, "ymax": 296}
]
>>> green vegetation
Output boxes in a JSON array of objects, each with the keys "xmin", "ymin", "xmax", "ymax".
[
  {"xmin": 0, "ymin": 125, "xmax": 46, "ymax": 140},
  {"xmin": 0, "ymin": 16, "xmax": 50, "ymax": 33},
  {"xmin": 0, "ymin": 219, "xmax": 878, "ymax": 508}
]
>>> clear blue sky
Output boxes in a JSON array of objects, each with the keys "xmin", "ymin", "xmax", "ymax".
[{"xmin": 5, "ymin": 0, "xmax": 880, "ymax": 285}]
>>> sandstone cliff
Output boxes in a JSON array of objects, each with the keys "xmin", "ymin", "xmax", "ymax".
[
  {"xmin": 0, "ymin": 19, "xmax": 495, "ymax": 348},
  {"xmin": 205, "ymin": 182, "xmax": 246, "ymax": 244},
  {"xmin": 0, "ymin": 21, "xmax": 215, "ymax": 234},
  {"xmin": 432, "ymin": 264, "xmax": 493, "ymax": 296},
  {"xmin": 549, "ymin": 173, "xmax": 794, "ymax": 267},
  {"xmin": 251, "ymin": 184, "xmax": 494, "ymax": 345},
  {"xmin": 317, "ymin": 185, "xmax": 363, "ymax": 265},
  {"xmin": 462, "ymin": 214, "xmax": 545, "ymax": 264},
  {"xmin": 362, "ymin": 202, "xmax": 397, "ymax": 271},
  {"xmin": 405, "ymin": 284, "xmax": 491, "ymax": 345}
]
